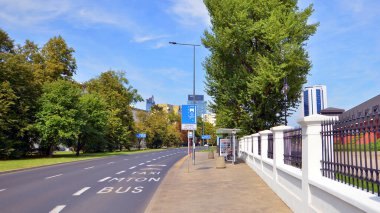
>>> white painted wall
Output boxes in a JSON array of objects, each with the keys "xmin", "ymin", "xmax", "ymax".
[{"xmin": 238, "ymin": 115, "xmax": 380, "ymax": 213}]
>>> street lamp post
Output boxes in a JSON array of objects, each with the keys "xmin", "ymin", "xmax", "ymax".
[
  {"xmin": 281, "ymin": 77, "xmax": 289, "ymax": 126},
  {"xmin": 169, "ymin": 41, "xmax": 200, "ymax": 165}
]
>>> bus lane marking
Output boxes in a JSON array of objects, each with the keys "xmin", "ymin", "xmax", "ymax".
[
  {"xmin": 73, "ymin": 187, "xmax": 91, "ymax": 196},
  {"xmin": 84, "ymin": 166, "xmax": 94, "ymax": 170},
  {"xmin": 98, "ymin": 177, "xmax": 111, "ymax": 182},
  {"xmin": 45, "ymin": 174, "xmax": 62, "ymax": 179},
  {"xmin": 49, "ymin": 205, "xmax": 66, "ymax": 213}
]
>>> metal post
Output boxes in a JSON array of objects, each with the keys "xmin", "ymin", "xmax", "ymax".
[
  {"xmin": 192, "ymin": 45, "xmax": 196, "ymax": 165},
  {"xmin": 169, "ymin": 41, "xmax": 200, "ymax": 165}
]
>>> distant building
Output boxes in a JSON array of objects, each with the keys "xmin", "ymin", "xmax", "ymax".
[
  {"xmin": 132, "ymin": 108, "xmax": 148, "ymax": 122},
  {"xmin": 187, "ymin": 94, "xmax": 207, "ymax": 117},
  {"xmin": 202, "ymin": 113, "xmax": 216, "ymax": 126},
  {"xmin": 156, "ymin": 104, "xmax": 181, "ymax": 115},
  {"xmin": 146, "ymin": 95, "xmax": 155, "ymax": 112},
  {"xmin": 301, "ymin": 85, "xmax": 328, "ymax": 117}
]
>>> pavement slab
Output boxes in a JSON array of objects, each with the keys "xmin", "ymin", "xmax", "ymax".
[{"xmin": 145, "ymin": 151, "xmax": 291, "ymax": 213}]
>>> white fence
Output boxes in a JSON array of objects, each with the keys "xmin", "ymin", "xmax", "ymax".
[{"xmin": 238, "ymin": 114, "xmax": 380, "ymax": 213}]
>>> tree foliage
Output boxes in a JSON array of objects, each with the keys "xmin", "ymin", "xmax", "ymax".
[
  {"xmin": 86, "ymin": 71, "xmax": 143, "ymax": 151},
  {"xmin": 202, "ymin": 0, "xmax": 318, "ymax": 133},
  {"xmin": 136, "ymin": 107, "xmax": 182, "ymax": 149},
  {"xmin": 35, "ymin": 80, "xmax": 82, "ymax": 157}
]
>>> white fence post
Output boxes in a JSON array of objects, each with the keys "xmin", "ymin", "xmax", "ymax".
[
  {"xmin": 298, "ymin": 114, "xmax": 330, "ymax": 211},
  {"xmin": 259, "ymin": 130, "xmax": 272, "ymax": 161},
  {"xmin": 270, "ymin": 125, "xmax": 293, "ymax": 180}
]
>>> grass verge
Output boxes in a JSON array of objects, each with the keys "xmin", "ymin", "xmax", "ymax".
[{"xmin": 0, "ymin": 149, "xmax": 164, "ymax": 172}]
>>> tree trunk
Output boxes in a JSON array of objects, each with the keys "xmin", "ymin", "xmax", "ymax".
[{"xmin": 48, "ymin": 145, "xmax": 54, "ymax": 158}]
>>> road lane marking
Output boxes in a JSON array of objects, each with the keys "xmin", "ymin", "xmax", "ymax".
[
  {"xmin": 107, "ymin": 162, "xmax": 115, "ymax": 164},
  {"xmin": 152, "ymin": 159, "xmax": 157, "ymax": 161},
  {"xmin": 49, "ymin": 205, "xmax": 66, "ymax": 213},
  {"xmin": 98, "ymin": 177, "xmax": 111, "ymax": 182},
  {"xmin": 116, "ymin": 170, "xmax": 125, "ymax": 175},
  {"xmin": 146, "ymin": 161, "xmax": 151, "ymax": 163},
  {"xmin": 45, "ymin": 174, "xmax": 62, "ymax": 179},
  {"xmin": 84, "ymin": 166, "xmax": 94, "ymax": 170},
  {"xmin": 139, "ymin": 163, "xmax": 145, "ymax": 165},
  {"xmin": 147, "ymin": 164, "xmax": 167, "ymax": 167},
  {"xmin": 73, "ymin": 187, "xmax": 91, "ymax": 196},
  {"xmin": 0, "ymin": 189, "xmax": 6, "ymax": 192},
  {"xmin": 129, "ymin": 166, "xmax": 136, "ymax": 169},
  {"xmin": 124, "ymin": 159, "xmax": 128, "ymax": 160}
]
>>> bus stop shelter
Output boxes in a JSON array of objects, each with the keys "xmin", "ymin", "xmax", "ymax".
[{"xmin": 216, "ymin": 128, "xmax": 241, "ymax": 164}]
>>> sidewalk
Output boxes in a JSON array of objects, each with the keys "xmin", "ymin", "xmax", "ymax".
[{"xmin": 145, "ymin": 151, "xmax": 291, "ymax": 213}]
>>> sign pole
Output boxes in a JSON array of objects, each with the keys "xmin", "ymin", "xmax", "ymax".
[{"xmin": 187, "ymin": 131, "xmax": 190, "ymax": 173}]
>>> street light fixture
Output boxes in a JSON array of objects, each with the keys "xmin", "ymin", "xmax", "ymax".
[
  {"xmin": 281, "ymin": 77, "xmax": 289, "ymax": 126},
  {"xmin": 169, "ymin": 41, "xmax": 200, "ymax": 165}
]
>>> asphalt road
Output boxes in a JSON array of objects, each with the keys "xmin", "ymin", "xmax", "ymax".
[{"xmin": 0, "ymin": 148, "xmax": 188, "ymax": 213}]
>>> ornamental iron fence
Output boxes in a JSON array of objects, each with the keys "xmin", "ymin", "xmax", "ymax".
[
  {"xmin": 284, "ymin": 128, "xmax": 302, "ymax": 168},
  {"xmin": 268, "ymin": 133, "xmax": 273, "ymax": 159},
  {"xmin": 258, "ymin": 136, "xmax": 261, "ymax": 156},
  {"xmin": 321, "ymin": 114, "xmax": 380, "ymax": 196}
]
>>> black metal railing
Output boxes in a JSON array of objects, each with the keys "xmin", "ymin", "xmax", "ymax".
[
  {"xmin": 258, "ymin": 136, "xmax": 261, "ymax": 155},
  {"xmin": 321, "ymin": 115, "xmax": 380, "ymax": 196},
  {"xmin": 251, "ymin": 136, "xmax": 254, "ymax": 153},
  {"xmin": 284, "ymin": 128, "xmax": 302, "ymax": 168},
  {"xmin": 268, "ymin": 133, "xmax": 274, "ymax": 159}
]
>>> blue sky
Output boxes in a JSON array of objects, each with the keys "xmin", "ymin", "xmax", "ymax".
[{"xmin": 1, "ymin": 0, "xmax": 379, "ymax": 126}]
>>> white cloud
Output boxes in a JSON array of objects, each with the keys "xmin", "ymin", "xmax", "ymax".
[
  {"xmin": 152, "ymin": 42, "xmax": 168, "ymax": 49},
  {"xmin": 132, "ymin": 34, "xmax": 169, "ymax": 43},
  {"xmin": 168, "ymin": 0, "xmax": 210, "ymax": 27}
]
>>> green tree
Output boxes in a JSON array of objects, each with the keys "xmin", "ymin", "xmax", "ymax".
[
  {"xmin": 35, "ymin": 80, "xmax": 82, "ymax": 157},
  {"xmin": 86, "ymin": 71, "xmax": 142, "ymax": 151},
  {"xmin": 40, "ymin": 36, "xmax": 77, "ymax": 82},
  {"xmin": 202, "ymin": 0, "xmax": 318, "ymax": 133},
  {"xmin": 0, "ymin": 29, "xmax": 41, "ymax": 158},
  {"xmin": 76, "ymin": 93, "xmax": 109, "ymax": 155}
]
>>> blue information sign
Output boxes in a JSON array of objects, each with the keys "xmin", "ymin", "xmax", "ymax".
[
  {"xmin": 136, "ymin": 133, "xmax": 146, "ymax": 139},
  {"xmin": 201, "ymin": 135, "xmax": 211, "ymax": 140},
  {"xmin": 181, "ymin": 105, "xmax": 197, "ymax": 130}
]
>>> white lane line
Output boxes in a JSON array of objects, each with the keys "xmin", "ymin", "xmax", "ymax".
[
  {"xmin": 107, "ymin": 162, "xmax": 115, "ymax": 164},
  {"xmin": 116, "ymin": 170, "xmax": 125, "ymax": 175},
  {"xmin": 98, "ymin": 177, "xmax": 111, "ymax": 182},
  {"xmin": 0, "ymin": 189, "xmax": 6, "ymax": 192},
  {"xmin": 147, "ymin": 164, "xmax": 167, "ymax": 167},
  {"xmin": 146, "ymin": 161, "xmax": 151, "ymax": 163},
  {"xmin": 73, "ymin": 187, "xmax": 91, "ymax": 196},
  {"xmin": 152, "ymin": 159, "xmax": 157, "ymax": 161},
  {"xmin": 49, "ymin": 205, "xmax": 66, "ymax": 213},
  {"xmin": 45, "ymin": 174, "xmax": 63, "ymax": 179},
  {"xmin": 84, "ymin": 166, "xmax": 94, "ymax": 170},
  {"xmin": 124, "ymin": 159, "xmax": 128, "ymax": 160},
  {"xmin": 129, "ymin": 166, "xmax": 136, "ymax": 169},
  {"xmin": 139, "ymin": 163, "xmax": 145, "ymax": 165}
]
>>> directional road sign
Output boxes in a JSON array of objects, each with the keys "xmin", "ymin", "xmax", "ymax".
[
  {"xmin": 136, "ymin": 133, "xmax": 146, "ymax": 139},
  {"xmin": 201, "ymin": 135, "xmax": 211, "ymax": 140},
  {"xmin": 181, "ymin": 105, "xmax": 197, "ymax": 130}
]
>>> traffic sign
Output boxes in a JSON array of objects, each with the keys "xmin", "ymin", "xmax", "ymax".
[
  {"xmin": 136, "ymin": 133, "xmax": 146, "ymax": 138},
  {"xmin": 181, "ymin": 105, "xmax": 197, "ymax": 130},
  {"xmin": 201, "ymin": 135, "xmax": 211, "ymax": 140}
]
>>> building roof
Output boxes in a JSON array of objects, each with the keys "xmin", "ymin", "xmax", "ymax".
[{"xmin": 320, "ymin": 107, "xmax": 345, "ymax": 115}]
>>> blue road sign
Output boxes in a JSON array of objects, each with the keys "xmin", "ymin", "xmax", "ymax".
[
  {"xmin": 201, "ymin": 135, "xmax": 211, "ymax": 140},
  {"xmin": 136, "ymin": 133, "xmax": 146, "ymax": 139},
  {"xmin": 181, "ymin": 105, "xmax": 197, "ymax": 130}
]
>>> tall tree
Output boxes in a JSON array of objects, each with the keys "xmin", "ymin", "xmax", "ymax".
[
  {"xmin": 86, "ymin": 70, "xmax": 142, "ymax": 151},
  {"xmin": 35, "ymin": 80, "xmax": 82, "ymax": 157},
  {"xmin": 76, "ymin": 93, "xmax": 108, "ymax": 155},
  {"xmin": 40, "ymin": 36, "xmax": 77, "ymax": 82},
  {"xmin": 202, "ymin": 0, "xmax": 318, "ymax": 133},
  {"xmin": 0, "ymin": 30, "xmax": 41, "ymax": 158}
]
